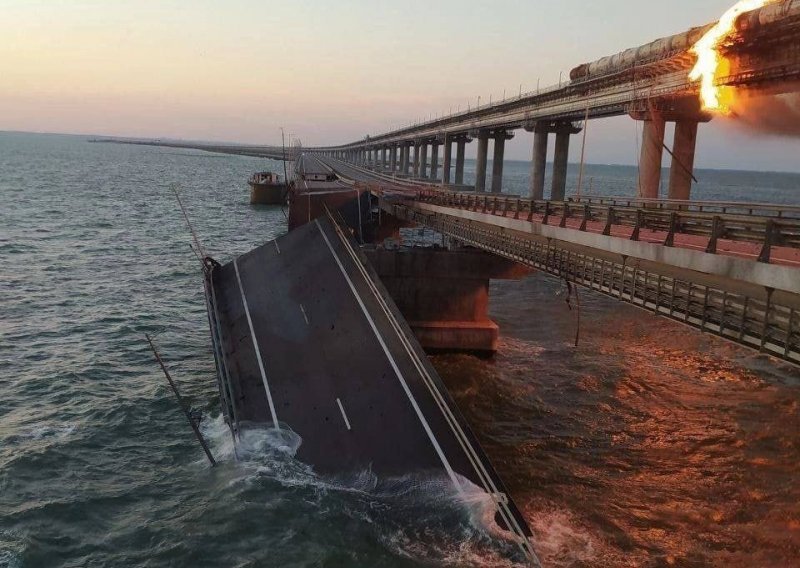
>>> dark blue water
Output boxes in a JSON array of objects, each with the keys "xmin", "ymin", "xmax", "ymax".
[{"xmin": 2, "ymin": 131, "xmax": 799, "ymax": 567}]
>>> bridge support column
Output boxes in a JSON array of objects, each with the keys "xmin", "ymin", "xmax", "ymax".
[
  {"xmin": 491, "ymin": 130, "xmax": 514, "ymax": 193},
  {"xmin": 638, "ymin": 115, "xmax": 666, "ymax": 199},
  {"xmin": 430, "ymin": 142, "xmax": 439, "ymax": 180},
  {"xmin": 455, "ymin": 137, "xmax": 467, "ymax": 185},
  {"xmin": 668, "ymin": 120, "xmax": 699, "ymax": 201},
  {"xmin": 418, "ymin": 142, "xmax": 427, "ymax": 179},
  {"xmin": 530, "ymin": 126, "xmax": 548, "ymax": 200},
  {"xmin": 552, "ymin": 124, "xmax": 578, "ymax": 201},
  {"xmin": 390, "ymin": 145, "xmax": 398, "ymax": 172},
  {"xmin": 412, "ymin": 142, "xmax": 420, "ymax": 177},
  {"xmin": 475, "ymin": 131, "xmax": 489, "ymax": 192},
  {"xmin": 442, "ymin": 135, "xmax": 452, "ymax": 185},
  {"xmin": 381, "ymin": 147, "xmax": 387, "ymax": 170},
  {"xmin": 363, "ymin": 248, "xmax": 530, "ymax": 353}
]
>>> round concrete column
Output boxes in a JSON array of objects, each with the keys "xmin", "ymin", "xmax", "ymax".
[
  {"xmin": 668, "ymin": 120, "xmax": 699, "ymax": 201},
  {"xmin": 475, "ymin": 132, "xmax": 489, "ymax": 192},
  {"xmin": 638, "ymin": 116, "xmax": 666, "ymax": 199}
]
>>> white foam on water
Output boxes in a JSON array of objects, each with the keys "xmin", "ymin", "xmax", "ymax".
[
  {"xmin": 528, "ymin": 506, "xmax": 597, "ymax": 567},
  {"xmin": 199, "ymin": 414, "xmax": 531, "ymax": 565},
  {"xmin": 0, "ymin": 530, "xmax": 25, "ymax": 568},
  {"xmin": 21, "ymin": 422, "xmax": 76, "ymax": 441}
]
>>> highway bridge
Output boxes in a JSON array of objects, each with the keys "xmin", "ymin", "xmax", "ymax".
[{"xmin": 297, "ymin": 153, "xmax": 800, "ymax": 368}]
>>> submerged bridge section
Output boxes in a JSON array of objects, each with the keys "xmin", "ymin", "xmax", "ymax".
[{"xmin": 204, "ymin": 213, "xmax": 539, "ymax": 564}]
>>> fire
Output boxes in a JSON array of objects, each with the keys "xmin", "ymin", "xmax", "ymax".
[{"xmin": 689, "ymin": 0, "xmax": 774, "ymax": 112}]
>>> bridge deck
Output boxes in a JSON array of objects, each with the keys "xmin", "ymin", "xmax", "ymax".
[{"xmin": 205, "ymin": 214, "xmax": 538, "ymax": 563}]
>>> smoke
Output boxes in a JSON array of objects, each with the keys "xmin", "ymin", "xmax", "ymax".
[{"xmin": 727, "ymin": 85, "xmax": 800, "ymax": 137}]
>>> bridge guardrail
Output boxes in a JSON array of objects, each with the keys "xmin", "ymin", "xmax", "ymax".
[
  {"xmin": 415, "ymin": 189, "xmax": 800, "ymax": 264},
  {"xmin": 385, "ymin": 202, "xmax": 800, "ymax": 367}
]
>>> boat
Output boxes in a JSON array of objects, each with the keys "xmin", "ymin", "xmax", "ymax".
[{"xmin": 248, "ymin": 171, "xmax": 288, "ymax": 205}]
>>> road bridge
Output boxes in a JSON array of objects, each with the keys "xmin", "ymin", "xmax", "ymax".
[
  {"xmin": 311, "ymin": 0, "xmax": 800, "ymax": 204},
  {"xmin": 305, "ymin": 153, "xmax": 800, "ymax": 367}
]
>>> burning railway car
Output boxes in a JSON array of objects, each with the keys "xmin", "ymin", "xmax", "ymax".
[{"xmin": 569, "ymin": 0, "xmax": 800, "ymax": 84}]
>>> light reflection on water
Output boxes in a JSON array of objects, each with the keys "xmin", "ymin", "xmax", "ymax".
[{"xmin": 433, "ymin": 273, "xmax": 800, "ymax": 567}]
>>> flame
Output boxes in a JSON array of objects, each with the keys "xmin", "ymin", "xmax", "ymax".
[{"xmin": 689, "ymin": 0, "xmax": 774, "ymax": 112}]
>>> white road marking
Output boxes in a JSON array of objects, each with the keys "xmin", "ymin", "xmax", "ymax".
[
  {"xmin": 274, "ymin": 240, "xmax": 281, "ymax": 255},
  {"xmin": 299, "ymin": 303, "xmax": 309, "ymax": 325},
  {"xmin": 336, "ymin": 398, "xmax": 352, "ymax": 431},
  {"xmin": 233, "ymin": 258, "xmax": 280, "ymax": 430},
  {"xmin": 315, "ymin": 219, "xmax": 462, "ymax": 494}
]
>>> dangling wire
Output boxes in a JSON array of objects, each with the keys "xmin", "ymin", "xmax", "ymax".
[{"xmin": 562, "ymin": 277, "xmax": 582, "ymax": 347}]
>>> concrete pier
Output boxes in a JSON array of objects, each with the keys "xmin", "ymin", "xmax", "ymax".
[
  {"xmin": 412, "ymin": 142, "xmax": 420, "ymax": 177},
  {"xmin": 552, "ymin": 126, "xmax": 572, "ymax": 201},
  {"xmin": 364, "ymin": 247, "xmax": 529, "ymax": 353},
  {"xmin": 402, "ymin": 144, "xmax": 410, "ymax": 175},
  {"xmin": 380, "ymin": 147, "xmax": 387, "ymax": 170},
  {"xmin": 390, "ymin": 145, "xmax": 398, "ymax": 172},
  {"xmin": 638, "ymin": 114, "xmax": 666, "ymax": 199},
  {"xmin": 668, "ymin": 120, "xmax": 698, "ymax": 200},
  {"xmin": 475, "ymin": 131, "xmax": 489, "ymax": 192},
  {"xmin": 430, "ymin": 142, "xmax": 439, "ymax": 180},
  {"xmin": 491, "ymin": 131, "xmax": 513, "ymax": 193},
  {"xmin": 455, "ymin": 137, "xmax": 467, "ymax": 185},
  {"xmin": 530, "ymin": 126, "xmax": 548, "ymax": 200},
  {"xmin": 419, "ymin": 142, "xmax": 428, "ymax": 179},
  {"xmin": 442, "ymin": 135, "xmax": 452, "ymax": 185}
]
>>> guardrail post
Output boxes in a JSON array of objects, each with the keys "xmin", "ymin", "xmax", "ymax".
[
  {"xmin": 758, "ymin": 220, "xmax": 780, "ymax": 264},
  {"xmin": 664, "ymin": 212, "xmax": 679, "ymax": 247},
  {"xmin": 543, "ymin": 201, "xmax": 552, "ymax": 225},
  {"xmin": 631, "ymin": 209, "xmax": 643, "ymax": 241},
  {"xmin": 602, "ymin": 207, "xmax": 615, "ymax": 236},
  {"xmin": 514, "ymin": 198, "xmax": 522, "ymax": 220},
  {"xmin": 559, "ymin": 202, "xmax": 569, "ymax": 228},
  {"xmin": 580, "ymin": 204, "xmax": 590, "ymax": 231},
  {"xmin": 705, "ymin": 215, "xmax": 724, "ymax": 254}
]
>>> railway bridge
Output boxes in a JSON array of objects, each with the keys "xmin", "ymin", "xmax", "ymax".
[{"xmin": 312, "ymin": 0, "xmax": 800, "ymax": 204}]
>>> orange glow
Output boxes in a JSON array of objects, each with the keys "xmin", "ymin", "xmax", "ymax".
[{"xmin": 688, "ymin": 0, "xmax": 774, "ymax": 112}]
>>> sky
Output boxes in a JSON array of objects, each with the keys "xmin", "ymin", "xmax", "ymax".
[{"xmin": 2, "ymin": 0, "xmax": 800, "ymax": 171}]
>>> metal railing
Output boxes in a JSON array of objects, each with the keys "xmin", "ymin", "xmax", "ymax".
[
  {"xmin": 385, "ymin": 202, "xmax": 800, "ymax": 366},
  {"xmin": 415, "ymin": 190, "xmax": 800, "ymax": 264}
]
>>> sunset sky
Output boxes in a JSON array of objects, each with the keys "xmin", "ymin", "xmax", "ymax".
[{"xmin": 3, "ymin": 0, "xmax": 800, "ymax": 171}]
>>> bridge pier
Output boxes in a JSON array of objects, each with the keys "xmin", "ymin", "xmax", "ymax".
[
  {"xmin": 455, "ymin": 136, "xmax": 468, "ymax": 185},
  {"xmin": 668, "ymin": 120, "xmax": 699, "ymax": 200},
  {"xmin": 412, "ymin": 142, "xmax": 421, "ymax": 177},
  {"xmin": 420, "ymin": 142, "xmax": 429, "ymax": 179},
  {"xmin": 491, "ymin": 130, "xmax": 514, "ymax": 193},
  {"xmin": 430, "ymin": 141, "xmax": 439, "ymax": 180},
  {"xmin": 380, "ymin": 146, "xmax": 387, "ymax": 170},
  {"xmin": 390, "ymin": 144, "xmax": 398, "ymax": 172},
  {"xmin": 442, "ymin": 135, "xmax": 452, "ymax": 185},
  {"xmin": 524, "ymin": 121, "xmax": 580, "ymax": 200},
  {"xmin": 475, "ymin": 131, "xmax": 489, "ymax": 192},
  {"xmin": 364, "ymin": 247, "xmax": 530, "ymax": 353},
  {"xmin": 631, "ymin": 100, "xmax": 710, "ymax": 200},
  {"xmin": 552, "ymin": 123, "xmax": 580, "ymax": 201},
  {"xmin": 638, "ymin": 114, "xmax": 666, "ymax": 199},
  {"xmin": 529, "ymin": 126, "xmax": 548, "ymax": 200}
]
